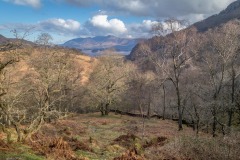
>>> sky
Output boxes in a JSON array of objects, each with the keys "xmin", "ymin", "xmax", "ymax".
[{"xmin": 0, "ymin": 0, "xmax": 236, "ymax": 44}]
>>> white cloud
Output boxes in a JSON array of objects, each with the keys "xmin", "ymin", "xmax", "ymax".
[
  {"xmin": 42, "ymin": 19, "xmax": 80, "ymax": 31},
  {"xmin": 4, "ymin": 0, "xmax": 235, "ymax": 20},
  {"xmin": 87, "ymin": 14, "xmax": 127, "ymax": 36},
  {"xmin": 38, "ymin": 18, "xmax": 81, "ymax": 34},
  {"xmin": 141, "ymin": 20, "xmax": 159, "ymax": 30},
  {"xmin": 127, "ymin": 20, "xmax": 158, "ymax": 38},
  {"xmin": 3, "ymin": 0, "xmax": 41, "ymax": 8},
  {"xmin": 90, "ymin": 15, "xmax": 110, "ymax": 28},
  {"xmin": 0, "ymin": 18, "xmax": 82, "ymax": 42}
]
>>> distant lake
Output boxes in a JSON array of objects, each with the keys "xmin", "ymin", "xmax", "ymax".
[{"xmin": 82, "ymin": 49, "xmax": 130, "ymax": 57}]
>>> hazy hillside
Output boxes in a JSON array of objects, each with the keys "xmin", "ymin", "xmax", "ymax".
[{"xmin": 0, "ymin": 34, "xmax": 8, "ymax": 44}]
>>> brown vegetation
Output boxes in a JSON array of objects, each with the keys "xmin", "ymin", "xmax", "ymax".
[
  {"xmin": 113, "ymin": 149, "xmax": 144, "ymax": 160},
  {"xmin": 28, "ymin": 134, "xmax": 80, "ymax": 160}
]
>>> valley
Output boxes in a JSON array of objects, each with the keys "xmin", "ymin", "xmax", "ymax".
[{"xmin": 1, "ymin": 0, "xmax": 240, "ymax": 160}]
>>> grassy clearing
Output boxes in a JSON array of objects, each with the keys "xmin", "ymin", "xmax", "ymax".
[
  {"xmin": 0, "ymin": 152, "xmax": 44, "ymax": 160},
  {"xmin": 1, "ymin": 112, "xmax": 240, "ymax": 159},
  {"xmin": 0, "ymin": 143, "xmax": 44, "ymax": 160}
]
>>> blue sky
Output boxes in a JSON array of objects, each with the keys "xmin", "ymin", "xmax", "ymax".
[{"xmin": 0, "ymin": 0, "xmax": 235, "ymax": 44}]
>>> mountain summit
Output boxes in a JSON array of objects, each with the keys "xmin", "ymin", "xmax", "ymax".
[{"xmin": 193, "ymin": 0, "xmax": 240, "ymax": 31}]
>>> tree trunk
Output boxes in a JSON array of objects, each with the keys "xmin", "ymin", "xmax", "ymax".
[
  {"xmin": 139, "ymin": 103, "xmax": 145, "ymax": 140},
  {"xmin": 45, "ymin": 92, "xmax": 51, "ymax": 123},
  {"xmin": 176, "ymin": 83, "xmax": 183, "ymax": 131},
  {"xmin": 105, "ymin": 103, "xmax": 110, "ymax": 115},
  {"xmin": 192, "ymin": 120, "xmax": 196, "ymax": 131},
  {"xmin": 3, "ymin": 115, "xmax": 11, "ymax": 127},
  {"xmin": 147, "ymin": 92, "xmax": 151, "ymax": 119},
  {"xmin": 13, "ymin": 123, "xmax": 22, "ymax": 142},
  {"xmin": 194, "ymin": 105, "xmax": 200, "ymax": 135},
  {"xmin": 228, "ymin": 66, "xmax": 235, "ymax": 127},
  {"xmin": 99, "ymin": 103, "xmax": 104, "ymax": 116},
  {"xmin": 212, "ymin": 107, "xmax": 217, "ymax": 137},
  {"xmin": 228, "ymin": 109, "xmax": 233, "ymax": 127},
  {"xmin": 178, "ymin": 106, "xmax": 183, "ymax": 131},
  {"xmin": 139, "ymin": 103, "xmax": 143, "ymax": 116},
  {"xmin": 162, "ymin": 84, "xmax": 166, "ymax": 120},
  {"xmin": 0, "ymin": 123, "xmax": 12, "ymax": 143},
  {"xmin": 23, "ymin": 116, "xmax": 44, "ymax": 142},
  {"xmin": 196, "ymin": 118, "xmax": 200, "ymax": 135}
]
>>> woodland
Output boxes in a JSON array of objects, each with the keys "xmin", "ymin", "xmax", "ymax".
[{"xmin": 0, "ymin": 18, "xmax": 240, "ymax": 160}]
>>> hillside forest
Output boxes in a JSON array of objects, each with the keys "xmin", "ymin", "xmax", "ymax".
[{"xmin": 1, "ymin": 18, "xmax": 240, "ymax": 159}]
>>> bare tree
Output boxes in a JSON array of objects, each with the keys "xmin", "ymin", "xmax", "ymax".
[
  {"xmin": 221, "ymin": 21, "xmax": 240, "ymax": 127},
  {"xmin": 151, "ymin": 18, "xmax": 197, "ymax": 130},
  {"xmin": 199, "ymin": 21, "xmax": 240, "ymax": 136},
  {"xmin": 8, "ymin": 34, "xmax": 79, "ymax": 141},
  {"xmin": 0, "ymin": 28, "xmax": 33, "ymax": 142},
  {"xmin": 88, "ymin": 51, "xmax": 130, "ymax": 116},
  {"xmin": 127, "ymin": 69, "xmax": 155, "ymax": 139},
  {"xmin": 35, "ymin": 32, "xmax": 53, "ymax": 46}
]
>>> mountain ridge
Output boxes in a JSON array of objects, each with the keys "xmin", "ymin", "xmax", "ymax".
[
  {"xmin": 62, "ymin": 35, "xmax": 143, "ymax": 56},
  {"xmin": 193, "ymin": 0, "xmax": 240, "ymax": 31},
  {"xmin": 129, "ymin": 0, "xmax": 240, "ymax": 61}
]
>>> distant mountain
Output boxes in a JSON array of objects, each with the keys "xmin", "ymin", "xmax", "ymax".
[
  {"xmin": 0, "ymin": 34, "xmax": 35, "ymax": 47},
  {"xmin": 0, "ymin": 34, "xmax": 9, "ymax": 44},
  {"xmin": 193, "ymin": 0, "xmax": 240, "ymax": 31},
  {"xmin": 62, "ymin": 35, "xmax": 143, "ymax": 56}
]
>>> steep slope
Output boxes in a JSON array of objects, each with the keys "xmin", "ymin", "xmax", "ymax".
[
  {"xmin": 0, "ymin": 34, "xmax": 36, "ymax": 48},
  {"xmin": 62, "ymin": 35, "xmax": 141, "ymax": 56},
  {"xmin": 193, "ymin": 0, "xmax": 240, "ymax": 31},
  {"xmin": 0, "ymin": 34, "xmax": 9, "ymax": 44},
  {"xmin": 0, "ymin": 45, "xmax": 95, "ymax": 86},
  {"xmin": 129, "ymin": 0, "xmax": 240, "ymax": 61}
]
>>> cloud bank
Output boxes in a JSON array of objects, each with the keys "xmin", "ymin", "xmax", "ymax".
[
  {"xmin": 3, "ymin": 0, "xmax": 41, "ymax": 8},
  {"xmin": 64, "ymin": 0, "xmax": 235, "ymax": 22},
  {"xmin": 38, "ymin": 18, "xmax": 81, "ymax": 34},
  {"xmin": 3, "ymin": 0, "xmax": 235, "ymax": 22},
  {"xmin": 0, "ymin": 15, "xmax": 157, "ymax": 42},
  {"xmin": 1, "ymin": 0, "xmax": 236, "ymax": 43}
]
